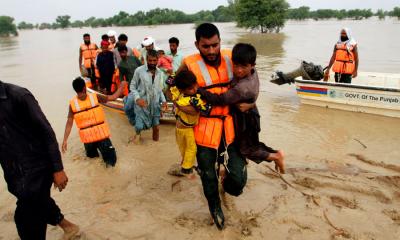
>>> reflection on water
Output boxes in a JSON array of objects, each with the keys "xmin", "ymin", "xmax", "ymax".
[{"xmin": 0, "ymin": 20, "xmax": 399, "ymax": 168}]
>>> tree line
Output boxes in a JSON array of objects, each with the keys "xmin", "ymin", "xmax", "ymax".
[
  {"xmin": 1, "ymin": 0, "xmax": 400, "ymax": 37},
  {"xmin": 286, "ymin": 6, "xmax": 400, "ymax": 21}
]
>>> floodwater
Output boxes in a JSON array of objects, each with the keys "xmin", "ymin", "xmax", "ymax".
[{"xmin": 1, "ymin": 17, "xmax": 400, "ymax": 239}]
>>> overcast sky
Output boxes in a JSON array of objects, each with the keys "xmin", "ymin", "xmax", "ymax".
[{"xmin": 1, "ymin": 0, "xmax": 398, "ymax": 24}]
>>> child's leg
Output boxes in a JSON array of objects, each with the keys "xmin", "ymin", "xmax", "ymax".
[{"xmin": 176, "ymin": 128, "xmax": 197, "ymax": 180}]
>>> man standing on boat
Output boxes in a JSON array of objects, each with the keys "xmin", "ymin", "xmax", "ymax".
[
  {"xmin": 107, "ymin": 30, "xmax": 117, "ymax": 49},
  {"xmin": 165, "ymin": 37, "xmax": 185, "ymax": 73},
  {"xmin": 113, "ymin": 34, "xmax": 134, "ymax": 68},
  {"xmin": 118, "ymin": 45, "xmax": 142, "ymax": 125},
  {"xmin": 0, "ymin": 80, "xmax": 79, "ymax": 239},
  {"xmin": 62, "ymin": 77, "xmax": 127, "ymax": 168},
  {"xmin": 129, "ymin": 50, "xmax": 168, "ymax": 143},
  {"xmin": 139, "ymin": 37, "xmax": 161, "ymax": 66},
  {"xmin": 325, "ymin": 28, "xmax": 359, "ymax": 84},
  {"xmin": 96, "ymin": 41, "xmax": 115, "ymax": 94},
  {"xmin": 79, "ymin": 33, "xmax": 98, "ymax": 89}
]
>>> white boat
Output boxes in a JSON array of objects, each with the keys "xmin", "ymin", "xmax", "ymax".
[{"xmin": 295, "ymin": 72, "xmax": 400, "ymax": 118}]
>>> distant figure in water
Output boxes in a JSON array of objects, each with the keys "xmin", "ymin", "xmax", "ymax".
[
  {"xmin": 325, "ymin": 28, "xmax": 359, "ymax": 84},
  {"xmin": 0, "ymin": 80, "xmax": 79, "ymax": 239}
]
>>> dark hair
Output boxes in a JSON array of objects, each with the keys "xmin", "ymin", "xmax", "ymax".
[
  {"xmin": 147, "ymin": 49, "xmax": 159, "ymax": 59},
  {"xmin": 118, "ymin": 34, "xmax": 128, "ymax": 41},
  {"xmin": 101, "ymin": 34, "xmax": 109, "ymax": 40},
  {"xmin": 118, "ymin": 45, "xmax": 128, "ymax": 52},
  {"xmin": 158, "ymin": 50, "xmax": 165, "ymax": 55},
  {"xmin": 195, "ymin": 23, "xmax": 220, "ymax": 42},
  {"xmin": 174, "ymin": 70, "xmax": 197, "ymax": 90},
  {"xmin": 83, "ymin": 33, "xmax": 90, "ymax": 38},
  {"xmin": 115, "ymin": 41, "xmax": 121, "ymax": 48},
  {"xmin": 169, "ymin": 37, "xmax": 179, "ymax": 45},
  {"xmin": 232, "ymin": 43, "xmax": 257, "ymax": 65},
  {"xmin": 72, "ymin": 77, "xmax": 86, "ymax": 93}
]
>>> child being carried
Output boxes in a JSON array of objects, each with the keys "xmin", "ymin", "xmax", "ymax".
[
  {"xmin": 158, "ymin": 50, "xmax": 173, "ymax": 76},
  {"xmin": 167, "ymin": 70, "xmax": 212, "ymax": 180}
]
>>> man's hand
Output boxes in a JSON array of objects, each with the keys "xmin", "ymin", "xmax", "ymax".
[
  {"xmin": 53, "ymin": 170, "xmax": 68, "ymax": 192},
  {"xmin": 80, "ymin": 66, "xmax": 84, "ymax": 72},
  {"xmin": 235, "ymin": 102, "xmax": 255, "ymax": 113},
  {"xmin": 352, "ymin": 70, "xmax": 358, "ymax": 78},
  {"xmin": 136, "ymin": 98, "xmax": 148, "ymax": 108},
  {"xmin": 62, "ymin": 141, "xmax": 67, "ymax": 154},
  {"xmin": 120, "ymin": 81, "xmax": 127, "ymax": 88},
  {"xmin": 162, "ymin": 101, "xmax": 168, "ymax": 111}
]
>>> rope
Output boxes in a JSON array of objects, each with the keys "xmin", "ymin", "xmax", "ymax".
[{"xmin": 265, "ymin": 165, "xmax": 345, "ymax": 240}]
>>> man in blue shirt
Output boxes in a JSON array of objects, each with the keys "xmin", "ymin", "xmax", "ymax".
[{"xmin": 96, "ymin": 41, "xmax": 115, "ymax": 94}]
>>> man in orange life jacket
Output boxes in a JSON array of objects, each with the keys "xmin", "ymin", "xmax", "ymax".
[
  {"xmin": 61, "ymin": 77, "xmax": 127, "ymax": 168},
  {"xmin": 325, "ymin": 28, "xmax": 359, "ymax": 84},
  {"xmin": 79, "ymin": 33, "xmax": 99, "ymax": 88},
  {"xmin": 167, "ymin": 23, "xmax": 261, "ymax": 230}
]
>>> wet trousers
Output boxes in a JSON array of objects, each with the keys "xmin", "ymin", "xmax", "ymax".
[
  {"xmin": 86, "ymin": 66, "xmax": 96, "ymax": 86},
  {"xmin": 236, "ymin": 111, "xmax": 277, "ymax": 164},
  {"xmin": 123, "ymin": 92, "xmax": 136, "ymax": 126},
  {"xmin": 196, "ymin": 140, "xmax": 247, "ymax": 214},
  {"xmin": 335, "ymin": 73, "xmax": 352, "ymax": 83},
  {"xmin": 176, "ymin": 128, "xmax": 197, "ymax": 170},
  {"xmin": 14, "ymin": 166, "xmax": 64, "ymax": 240},
  {"xmin": 84, "ymin": 138, "xmax": 117, "ymax": 166}
]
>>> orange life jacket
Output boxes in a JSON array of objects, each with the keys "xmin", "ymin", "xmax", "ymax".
[
  {"xmin": 69, "ymin": 93, "xmax": 111, "ymax": 143},
  {"xmin": 108, "ymin": 42, "xmax": 114, "ymax": 51},
  {"xmin": 332, "ymin": 44, "xmax": 356, "ymax": 74},
  {"xmin": 184, "ymin": 50, "xmax": 235, "ymax": 149},
  {"xmin": 133, "ymin": 47, "xmax": 141, "ymax": 58},
  {"xmin": 111, "ymin": 69, "xmax": 129, "ymax": 97},
  {"xmin": 94, "ymin": 49, "xmax": 101, "ymax": 78},
  {"xmin": 81, "ymin": 43, "xmax": 97, "ymax": 68}
]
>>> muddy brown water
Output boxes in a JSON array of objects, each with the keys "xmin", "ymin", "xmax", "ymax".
[{"xmin": 1, "ymin": 18, "xmax": 400, "ymax": 239}]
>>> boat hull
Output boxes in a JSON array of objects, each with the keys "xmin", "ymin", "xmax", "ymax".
[
  {"xmin": 295, "ymin": 78, "xmax": 400, "ymax": 118},
  {"xmin": 86, "ymin": 88, "xmax": 175, "ymax": 120}
]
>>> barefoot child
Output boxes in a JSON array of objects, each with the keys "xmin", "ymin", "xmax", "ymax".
[
  {"xmin": 158, "ymin": 50, "xmax": 173, "ymax": 75},
  {"xmin": 167, "ymin": 70, "xmax": 212, "ymax": 180},
  {"xmin": 197, "ymin": 43, "xmax": 285, "ymax": 173}
]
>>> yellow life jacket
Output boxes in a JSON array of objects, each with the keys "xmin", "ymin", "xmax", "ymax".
[
  {"xmin": 69, "ymin": 93, "xmax": 111, "ymax": 143},
  {"xmin": 184, "ymin": 50, "xmax": 235, "ymax": 149},
  {"xmin": 332, "ymin": 44, "xmax": 356, "ymax": 74}
]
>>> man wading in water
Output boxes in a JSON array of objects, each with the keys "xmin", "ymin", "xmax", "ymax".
[{"xmin": 168, "ymin": 23, "xmax": 286, "ymax": 230}]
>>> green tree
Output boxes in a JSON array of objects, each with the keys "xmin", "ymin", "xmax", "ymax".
[
  {"xmin": 0, "ymin": 16, "xmax": 18, "ymax": 36},
  {"xmin": 376, "ymin": 9, "xmax": 385, "ymax": 20},
  {"xmin": 51, "ymin": 23, "xmax": 60, "ymax": 30},
  {"xmin": 287, "ymin": 6, "xmax": 310, "ymax": 20},
  {"xmin": 146, "ymin": 18, "xmax": 155, "ymax": 26},
  {"xmin": 393, "ymin": 7, "xmax": 400, "ymax": 19},
  {"xmin": 39, "ymin": 23, "xmax": 51, "ymax": 30},
  {"xmin": 361, "ymin": 9, "xmax": 373, "ymax": 19},
  {"xmin": 203, "ymin": 14, "xmax": 215, "ymax": 22},
  {"xmin": 18, "ymin": 21, "xmax": 27, "ymax": 30},
  {"xmin": 56, "ymin": 15, "xmax": 71, "ymax": 28},
  {"xmin": 84, "ymin": 17, "xmax": 96, "ymax": 27},
  {"xmin": 71, "ymin": 20, "xmax": 84, "ymax": 28},
  {"xmin": 235, "ymin": 0, "xmax": 290, "ymax": 33}
]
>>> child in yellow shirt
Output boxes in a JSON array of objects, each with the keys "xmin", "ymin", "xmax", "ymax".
[{"xmin": 167, "ymin": 70, "xmax": 212, "ymax": 180}]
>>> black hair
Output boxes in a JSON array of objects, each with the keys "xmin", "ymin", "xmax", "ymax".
[
  {"xmin": 101, "ymin": 34, "xmax": 109, "ymax": 40},
  {"xmin": 174, "ymin": 70, "xmax": 197, "ymax": 90},
  {"xmin": 232, "ymin": 43, "xmax": 257, "ymax": 65},
  {"xmin": 72, "ymin": 77, "xmax": 86, "ymax": 93},
  {"xmin": 118, "ymin": 45, "xmax": 128, "ymax": 52},
  {"xmin": 83, "ymin": 33, "xmax": 90, "ymax": 38},
  {"xmin": 115, "ymin": 41, "xmax": 121, "ymax": 48},
  {"xmin": 195, "ymin": 23, "xmax": 220, "ymax": 42},
  {"xmin": 118, "ymin": 34, "xmax": 128, "ymax": 41},
  {"xmin": 158, "ymin": 50, "xmax": 165, "ymax": 55},
  {"xmin": 146, "ymin": 49, "xmax": 159, "ymax": 59},
  {"xmin": 169, "ymin": 37, "xmax": 179, "ymax": 45}
]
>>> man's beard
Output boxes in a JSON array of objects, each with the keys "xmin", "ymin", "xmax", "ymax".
[
  {"xmin": 148, "ymin": 63, "xmax": 156, "ymax": 69},
  {"xmin": 84, "ymin": 40, "xmax": 90, "ymax": 45},
  {"xmin": 341, "ymin": 36, "xmax": 349, "ymax": 42},
  {"xmin": 200, "ymin": 51, "xmax": 220, "ymax": 65}
]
